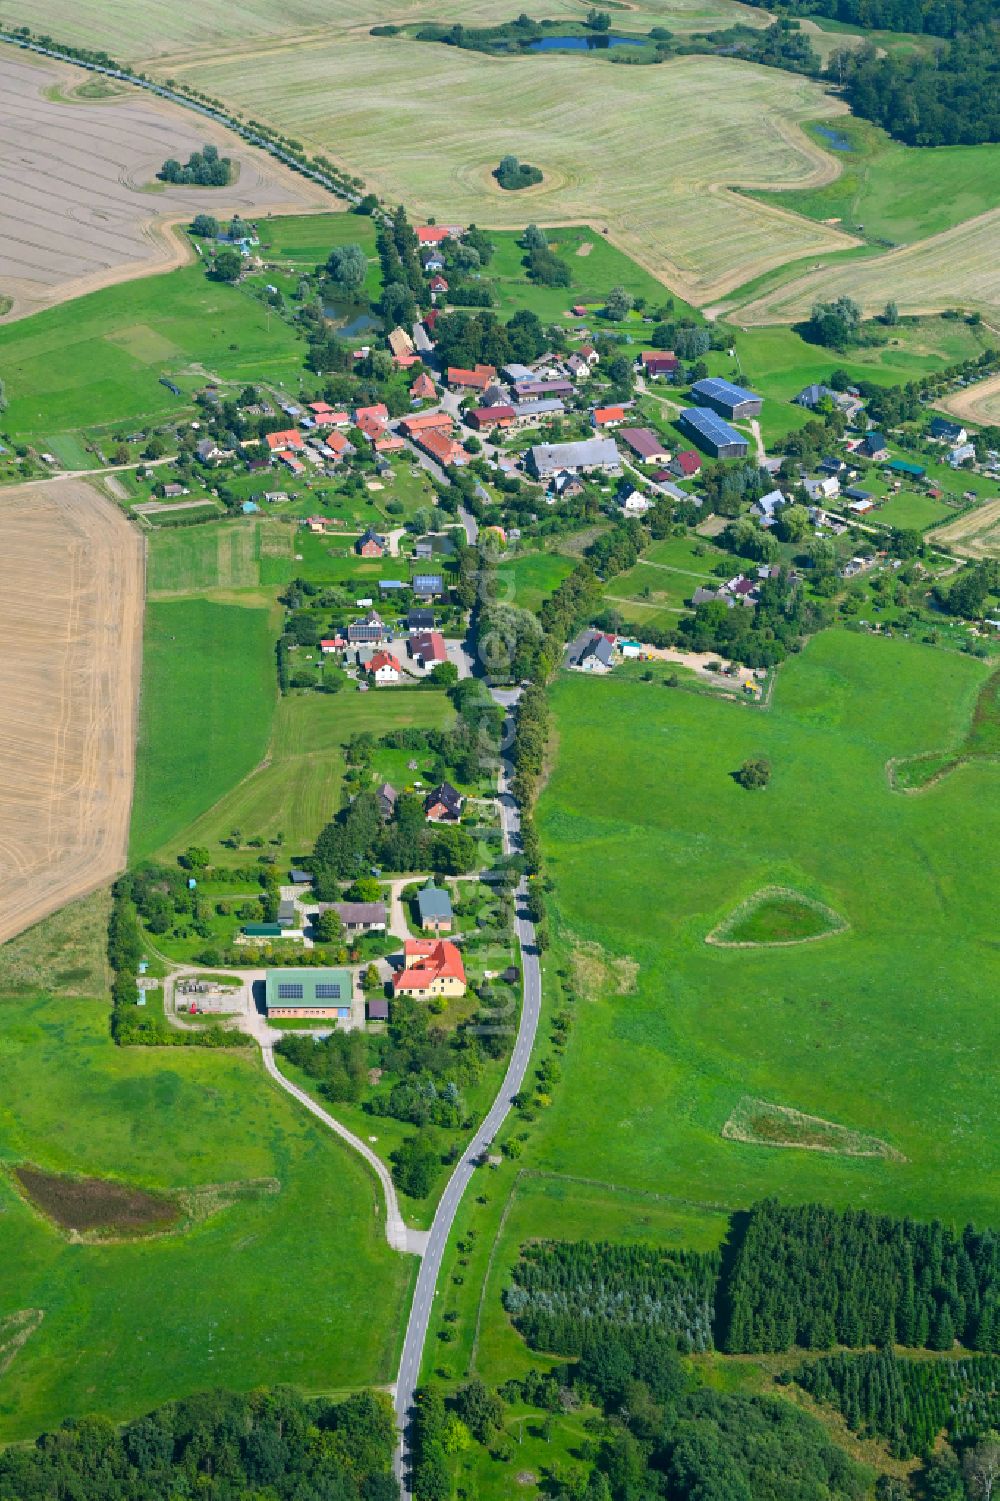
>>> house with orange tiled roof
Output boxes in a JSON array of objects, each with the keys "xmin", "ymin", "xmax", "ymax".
[
  {"xmin": 417, "ymin": 224, "xmax": 463, "ymax": 245},
  {"xmin": 401, "ymin": 410, "xmax": 453, "ymax": 437},
  {"xmin": 447, "ymin": 364, "xmax": 496, "ymax": 392},
  {"xmin": 265, "ymin": 428, "xmax": 304, "ymax": 453},
  {"xmin": 414, "ymin": 426, "xmax": 466, "ymax": 468},
  {"xmin": 592, "ymin": 405, "xmax": 627, "ymax": 428},
  {"xmin": 375, "ymin": 434, "xmax": 406, "ymax": 454},
  {"xmin": 356, "ymin": 411, "xmax": 388, "ymax": 442},
  {"xmin": 354, "ymin": 403, "xmax": 390, "ymax": 426},
  {"xmin": 366, "ymin": 649, "xmax": 401, "ymax": 685},
  {"xmin": 411, "ymin": 371, "xmax": 436, "ymax": 401},
  {"xmin": 393, "ymin": 937, "xmax": 466, "ymax": 998}
]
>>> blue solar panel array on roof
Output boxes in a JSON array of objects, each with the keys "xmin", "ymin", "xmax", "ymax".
[
  {"xmin": 691, "ymin": 377, "xmax": 759, "ymax": 405},
  {"xmin": 680, "ymin": 407, "xmax": 746, "ymax": 447}
]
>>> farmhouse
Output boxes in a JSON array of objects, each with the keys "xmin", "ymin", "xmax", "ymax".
[
  {"xmin": 417, "ymin": 224, "xmax": 463, "ymax": 244},
  {"xmin": 468, "ymin": 404, "xmax": 516, "ymax": 433},
  {"xmin": 414, "ymin": 426, "xmax": 467, "ymax": 467},
  {"xmin": 334, "ymin": 901, "xmax": 387, "ymax": 934},
  {"xmin": 265, "ymin": 968, "xmax": 353, "ymax": 1022},
  {"xmin": 408, "ymin": 630, "xmax": 447, "ymax": 667},
  {"xmin": 367, "ymin": 650, "xmax": 401, "ymax": 685},
  {"xmin": 348, "ymin": 610, "xmax": 388, "ymax": 645},
  {"xmin": 447, "ymin": 364, "xmax": 496, "ymax": 391},
  {"xmin": 417, "ymin": 881, "xmax": 453, "ymax": 933},
  {"xmin": 794, "ymin": 383, "xmax": 837, "ymax": 409},
  {"xmin": 411, "ymin": 372, "xmax": 436, "ymax": 401},
  {"xmin": 929, "ymin": 417, "xmax": 967, "ymax": 444},
  {"xmin": 860, "ymin": 432, "xmax": 889, "ymax": 461},
  {"xmin": 679, "ymin": 407, "xmax": 748, "ymax": 459},
  {"xmin": 388, "ymin": 327, "xmax": 415, "ymax": 358},
  {"xmin": 425, "ymin": 782, "xmax": 463, "ymax": 821},
  {"xmin": 356, "ymin": 527, "xmax": 386, "ymax": 558},
  {"xmin": 376, "ymin": 782, "xmax": 397, "ymax": 820},
  {"xmin": 513, "ymin": 398, "xmax": 565, "ymax": 425},
  {"xmin": 528, "ymin": 437, "xmax": 621, "ymax": 479},
  {"xmin": 515, "ymin": 379, "xmax": 574, "ymax": 400},
  {"xmin": 265, "ymin": 429, "xmax": 304, "ymax": 454},
  {"xmin": 393, "ymin": 938, "xmax": 466, "ymax": 999},
  {"xmin": 691, "ymin": 377, "xmax": 762, "ymax": 420},
  {"xmin": 619, "ymin": 427, "xmax": 671, "ymax": 464},
  {"xmin": 639, "ymin": 351, "xmax": 678, "ymax": 378}
]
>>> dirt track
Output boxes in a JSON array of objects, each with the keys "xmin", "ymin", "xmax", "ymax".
[
  {"xmin": 0, "ymin": 51, "xmax": 332, "ymax": 321},
  {"xmin": 0, "ymin": 480, "xmax": 144, "ymax": 945}
]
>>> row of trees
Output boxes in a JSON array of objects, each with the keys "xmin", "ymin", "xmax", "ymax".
[
  {"xmin": 792, "ymin": 1350, "xmax": 1000, "ymax": 1458},
  {"xmin": 0, "ymin": 1386, "xmax": 397, "ymax": 1501},
  {"xmin": 503, "ymin": 1239, "xmax": 719, "ymax": 1356},
  {"xmin": 721, "ymin": 1199, "xmax": 1000, "ymax": 1354}
]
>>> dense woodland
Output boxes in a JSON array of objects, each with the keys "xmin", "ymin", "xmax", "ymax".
[
  {"xmin": 721, "ymin": 1200, "xmax": 1000, "ymax": 1353},
  {"xmin": 754, "ymin": 0, "xmax": 999, "ymax": 37},
  {"xmin": 503, "ymin": 1240, "xmax": 719, "ymax": 1355},
  {"xmin": 0, "ymin": 1387, "xmax": 397, "ymax": 1501},
  {"xmin": 792, "ymin": 1350, "xmax": 1000, "ymax": 1457},
  {"xmin": 836, "ymin": 39, "xmax": 1000, "ymax": 146}
]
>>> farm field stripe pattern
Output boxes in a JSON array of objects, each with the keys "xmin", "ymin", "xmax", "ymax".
[
  {"xmin": 0, "ymin": 52, "xmax": 330, "ymax": 322},
  {"xmin": 0, "ymin": 478, "xmax": 143, "ymax": 945}
]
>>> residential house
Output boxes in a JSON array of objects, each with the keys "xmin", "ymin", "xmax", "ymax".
[
  {"xmin": 638, "ymin": 351, "xmax": 678, "ymax": 378},
  {"xmin": 333, "ymin": 901, "xmax": 387, "ymax": 934},
  {"xmin": 446, "ymin": 364, "xmax": 496, "ymax": 392},
  {"xmin": 388, "ymin": 327, "xmax": 415, "ymax": 358},
  {"xmin": 691, "ymin": 586, "xmax": 733, "ymax": 608},
  {"xmin": 414, "ymin": 426, "xmax": 466, "ymax": 467},
  {"xmin": 374, "ymin": 434, "xmax": 406, "ymax": 455},
  {"xmin": 319, "ymin": 638, "xmax": 342, "ymax": 654},
  {"xmin": 412, "ymin": 573, "xmax": 445, "ymax": 598},
  {"xmin": 401, "ymin": 410, "xmax": 453, "ymax": 439},
  {"xmin": 421, "ymin": 248, "xmax": 445, "ymax": 272},
  {"xmin": 367, "ymin": 650, "xmax": 401, "ymax": 685},
  {"xmin": 929, "ymin": 417, "xmax": 967, "ymax": 445},
  {"xmin": 751, "ymin": 489, "xmax": 785, "ymax": 525},
  {"xmin": 619, "ymin": 487, "xmax": 652, "ymax": 516},
  {"xmin": 356, "ymin": 527, "xmax": 387, "ymax": 558},
  {"xmin": 417, "ymin": 224, "xmax": 463, "ymax": 244},
  {"xmin": 417, "ymin": 882, "xmax": 453, "ymax": 933},
  {"xmin": 551, "ymin": 470, "xmax": 584, "ymax": 500},
  {"xmin": 794, "ymin": 383, "xmax": 837, "ymax": 410},
  {"xmin": 424, "ymin": 782, "xmax": 463, "ymax": 822},
  {"xmin": 411, "ymin": 372, "xmax": 436, "ymax": 401},
  {"xmin": 429, "ymin": 274, "xmax": 449, "ymax": 296},
  {"xmin": 592, "ymin": 405, "xmax": 627, "ymax": 428},
  {"xmin": 818, "ymin": 455, "xmax": 847, "ymax": 477},
  {"xmin": 619, "ymin": 427, "xmax": 671, "ymax": 464},
  {"xmin": 393, "ymin": 938, "xmax": 466, "ymax": 999},
  {"xmin": 375, "ymin": 782, "xmax": 397, "ymax": 820},
  {"xmin": 860, "ymin": 432, "xmax": 889, "ymax": 461},
  {"xmin": 347, "ymin": 610, "xmax": 388, "ymax": 645},
  {"xmin": 409, "ymin": 630, "xmax": 448, "ymax": 667},
  {"xmin": 949, "ymin": 442, "xmax": 976, "ymax": 467},
  {"xmin": 512, "ymin": 398, "xmax": 565, "ymax": 425},
  {"xmin": 407, "ymin": 607, "xmax": 436, "ymax": 632},
  {"xmin": 566, "ymin": 353, "xmax": 589, "ymax": 380},
  {"xmin": 355, "ymin": 402, "xmax": 390, "ymax": 427},
  {"xmin": 566, "ymin": 628, "xmax": 615, "ymax": 672},
  {"xmin": 670, "ymin": 449, "xmax": 702, "ymax": 480},
  {"xmin": 803, "ymin": 475, "xmax": 840, "ymax": 501},
  {"xmin": 265, "ymin": 429, "xmax": 304, "ymax": 454},
  {"xmin": 579, "ymin": 344, "xmax": 599, "ymax": 366},
  {"xmin": 468, "ymin": 404, "xmax": 516, "ymax": 433},
  {"xmin": 196, "ymin": 438, "xmax": 220, "ymax": 461},
  {"xmin": 326, "ymin": 430, "xmax": 353, "ymax": 461}
]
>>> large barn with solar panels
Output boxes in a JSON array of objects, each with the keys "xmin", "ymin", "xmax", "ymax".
[
  {"xmin": 690, "ymin": 377, "xmax": 763, "ymax": 420},
  {"xmin": 679, "ymin": 407, "xmax": 750, "ymax": 459}
]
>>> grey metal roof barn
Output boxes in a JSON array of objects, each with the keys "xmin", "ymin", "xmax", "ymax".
[
  {"xmin": 528, "ymin": 437, "xmax": 621, "ymax": 477},
  {"xmin": 679, "ymin": 407, "xmax": 749, "ymax": 459}
]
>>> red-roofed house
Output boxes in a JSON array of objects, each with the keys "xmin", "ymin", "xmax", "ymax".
[
  {"xmin": 417, "ymin": 225, "xmax": 463, "ymax": 245},
  {"xmin": 326, "ymin": 430, "xmax": 353, "ymax": 459},
  {"xmin": 639, "ymin": 351, "xmax": 679, "ymax": 378},
  {"xmin": 416, "ymin": 427, "xmax": 466, "ymax": 467},
  {"xmin": 367, "ymin": 650, "xmax": 401, "ymax": 685},
  {"xmin": 408, "ymin": 630, "xmax": 447, "ymax": 667},
  {"xmin": 401, "ymin": 410, "xmax": 453, "ymax": 438},
  {"xmin": 393, "ymin": 938, "xmax": 466, "ymax": 998},
  {"xmin": 572, "ymin": 304, "xmax": 588, "ymax": 317},
  {"xmin": 281, "ymin": 454, "xmax": 305, "ymax": 474},
  {"xmin": 671, "ymin": 450, "xmax": 702, "ymax": 479},
  {"xmin": 429, "ymin": 273, "xmax": 449, "ymax": 294},
  {"xmin": 468, "ymin": 404, "xmax": 515, "ymax": 432},
  {"xmin": 447, "ymin": 364, "xmax": 496, "ymax": 392},
  {"xmin": 356, "ymin": 412, "xmax": 388, "ymax": 442},
  {"xmin": 320, "ymin": 637, "xmax": 345, "ymax": 653},
  {"xmin": 411, "ymin": 372, "xmax": 436, "ymax": 401},
  {"xmin": 394, "ymin": 354, "xmax": 420, "ymax": 370},
  {"xmin": 265, "ymin": 429, "xmax": 304, "ymax": 453},
  {"xmin": 423, "ymin": 309, "xmax": 440, "ymax": 337},
  {"xmin": 375, "ymin": 434, "xmax": 406, "ymax": 454},
  {"xmin": 592, "ymin": 406, "xmax": 626, "ymax": 428},
  {"xmin": 354, "ymin": 403, "xmax": 390, "ymax": 426}
]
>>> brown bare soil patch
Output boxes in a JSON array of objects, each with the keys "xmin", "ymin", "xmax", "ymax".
[
  {"xmin": 0, "ymin": 52, "xmax": 332, "ymax": 322},
  {"xmin": 15, "ymin": 1165, "xmax": 182, "ymax": 1235},
  {"xmin": 0, "ymin": 480, "xmax": 144, "ymax": 945}
]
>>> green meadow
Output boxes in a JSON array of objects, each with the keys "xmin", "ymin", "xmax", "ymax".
[
  {"xmin": 498, "ymin": 550, "xmax": 576, "ymax": 612},
  {"xmin": 530, "ymin": 629, "xmax": 999, "ymax": 1227},
  {"xmin": 751, "ymin": 117, "xmax": 1000, "ymax": 248},
  {"xmin": 0, "ymin": 980, "xmax": 412, "ymax": 1440},
  {"xmin": 0, "ymin": 265, "xmax": 305, "ymax": 439},
  {"xmin": 131, "ymin": 598, "xmax": 279, "ymax": 862}
]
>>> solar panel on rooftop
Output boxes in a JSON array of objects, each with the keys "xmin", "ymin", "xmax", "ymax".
[
  {"xmin": 681, "ymin": 407, "xmax": 744, "ymax": 445},
  {"xmin": 315, "ymin": 983, "xmax": 343, "ymax": 1000},
  {"xmin": 277, "ymin": 982, "xmax": 304, "ymax": 1000}
]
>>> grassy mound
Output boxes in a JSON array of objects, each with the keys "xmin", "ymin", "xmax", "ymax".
[
  {"xmin": 707, "ymin": 886, "xmax": 846, "ymax": 947},
  {"xmin": 722, "ymin": 1097, "xmax": 903, "ymax": 1159}
]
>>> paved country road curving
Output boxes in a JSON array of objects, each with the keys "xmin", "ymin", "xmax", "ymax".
[{"xmin": 393, "ymin": 688, "xmax": 541, "ymax": 1496}]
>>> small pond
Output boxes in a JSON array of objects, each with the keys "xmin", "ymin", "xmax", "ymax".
[
  {"xmin": 814, "ymin": 124, "xmax": 855, "ymax": 152},
  {"xmin": 528, "ymin": 33, "xmax": 647, "ymax": 50},
  {"xmin": 323, "ymin": 301, "xmax": 383, "ymax": 339}
]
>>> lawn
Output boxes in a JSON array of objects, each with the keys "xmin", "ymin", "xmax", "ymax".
[
  {"xmin": 528, "ymin": 630, "xmax": 999, "ymax": 1228},
  {"xmin": 0, "ymin": 264, "xmax": 305, "ymax": 440},
  {"xmin": 131, "ymin": 598, "xmax": 279, "ymax": 861},
  {"xmin": 160, "ymin": 687, "xmax": 456, "ymax": 864},
  {"xmin": 0, "ymin": 985, "xmax": 413, "ymax": 1440},
  {"xmin": 873, "ymin": 491, "xmax": 958, "ymax": 530},
  {"xmin": 497, "ymin": 550, "xmax": 575, "ymax": 612}
]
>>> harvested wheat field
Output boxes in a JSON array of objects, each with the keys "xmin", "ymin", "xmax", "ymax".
[
  {"xmin": 173, "ymin": 40, "xmax": 856, "ymax": 303},
  {"xmin": 0, "ymin": 480, "xmax": 143, "ymax": 945},
  {"xmin": 736, "ymin": 206, "xmax": 1000, "ymax": 323},
  {"xmin": 938, "ymin": 371, "xmax": 1000, "ymax": 427},
  {"xmin": 930, "ymin": 499, "xmax": 1000, "ymax": 560},
  {"xmin": 0, "ymin": 51, "xmax": 331, "ymax": 321}
]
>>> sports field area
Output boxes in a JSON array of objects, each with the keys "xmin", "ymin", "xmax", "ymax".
[
  {"xmin": 0, "ymin": 954, "xmax": 412, "ymax": 1441},
  {"xmin": 530, "ymin": 630, "xmax": 998, "ymax": 1226}
]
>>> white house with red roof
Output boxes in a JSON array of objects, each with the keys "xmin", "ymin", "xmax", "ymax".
[{"xmin": 393, "ymin": 938, "xmax": 466, "ymax": 998}]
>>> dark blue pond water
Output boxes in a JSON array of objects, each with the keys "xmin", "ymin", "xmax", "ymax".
[
  {"xmin": 815, "ymin": 125, "xmax": 855, "ymax": 152},
  {"xmin": 528, "ymin": 33, "xmax": 645, "ymax": 50}
]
